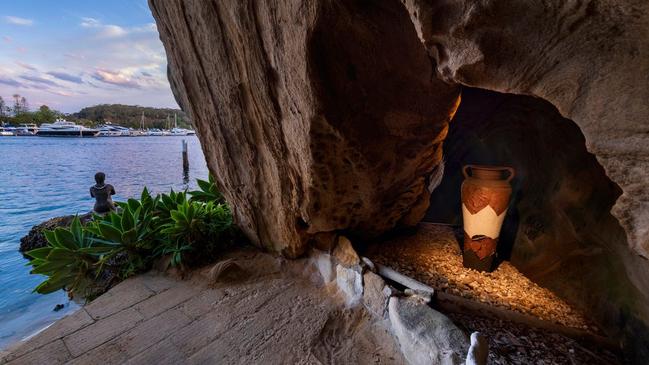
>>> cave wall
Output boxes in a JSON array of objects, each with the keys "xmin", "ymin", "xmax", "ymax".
[
  {"xmin": 149, "ymin": 0, "xmax": 460, "ymax": 256},
  {"xmin": 426, "ymin": 87, "xmax": 649, "ymax": 346}
]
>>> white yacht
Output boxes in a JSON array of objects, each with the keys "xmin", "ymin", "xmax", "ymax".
[
  {"xmin": 0, "ymin": 127, "xmax": 14, "ymax": 136},
  {"xmin": 168, "ymin": 127, "xmax": 188, "ymax": 136},
  {"xmin": 147, "ymin": 128, "xmax": 164, "ymax": 136},
  {"xmin": 36, "ymin": 119, "xmax": 99, "ymax": 137},
  {"xmin": 130, "ymin": 129, "xmax": 147, "ymax": 137},
  {"xmin": 98, "ymin": 125, "xmax": 122, "ymax": 137},
  {"xmin": 166, "ymin": 114, "xmax": 190, "ymax": 136},
  {"xmin": 15, "ymin": 123, "xmax": 38, "ymax": 136},
  {"xmin": 98, "ymin": 124, "xmax": 131, "ymax": 137}
]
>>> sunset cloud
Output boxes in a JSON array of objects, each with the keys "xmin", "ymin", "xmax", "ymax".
[
  {"xmin": 0, "ymin": 76, "xmax": 22, "ymax": 87},
  {"xmin": 92, "ymin": 69, "xmax": 141, "ymax": 88},
  {"xmin": 20, "ymin": 74, "xmax": 60, "ymax": 87},
  {"xmin": 3, "ymin": 16, "xmax": 33, "ymax": 26},
  {"xmin": 47, "ymin": 71, "xmax": 84, "ymax": 84}
]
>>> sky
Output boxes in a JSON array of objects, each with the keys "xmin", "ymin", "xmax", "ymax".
[{"xmin": 0, "ymin": 0, "xmax": 178, "ymax": 113}]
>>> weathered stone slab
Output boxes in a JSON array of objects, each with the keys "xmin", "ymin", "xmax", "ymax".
[
  {"xmin": 138, "ymin": 273, "xmax": 177, "ymax": 294},
  {"xmin": 68, "ymin": 308, "xmax": 191, "ymax": 364},
  {"xmin": 85, "ymin": 278, "xmax": 155, "ymax": 320},
  {"xmin": 123, "ymin": 338, "xmax": 186, "ymax": 365},
  {"xmin": 171, "ymin": 309, "xmax": 231, "ymax": 357},
  {"xmin": 2, "ymin": 308, "xmax": 94, "ymax": 362},
  {"xmin": 63, "ymin": 308, "xmax": 143, "ymax": 357},
  {"xmin": 5, "ymin": 340, "xmax": 70, "ymax": 365},
  {"xmin": 133, "ymin": 282, "xmax": 199, "ymax": 319},
  {"xmin": 178, "ymin": 288, "xmax": 226, "ymax": 319}
]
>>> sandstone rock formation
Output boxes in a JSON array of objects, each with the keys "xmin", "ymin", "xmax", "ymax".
[
  {"xmin": 401, "ymin": 0, "xmax": 649, "ymax": 259},
  {"xmin": 149, "ymin": 0, "xmax": 460, "ymax": 257},
  {"xmin": 150, "ymin": 0, "xmax": 649, "ymax": 359}
]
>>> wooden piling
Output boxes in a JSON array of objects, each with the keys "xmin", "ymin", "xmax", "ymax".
[{"xmin": 182, "ymin": 139, "xmax": 189, "ymax": 172}]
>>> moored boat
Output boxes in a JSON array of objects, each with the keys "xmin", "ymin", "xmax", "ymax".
[
  {"xmin": 15, "ymin": 124, "xmax": 38, "ymax": 136},
  {"xmin": 0, "ymin": 127, "xmax": 15, "ymax": 136},
  {"xmin": 36, "ymin": 119, "xmax": 99, "ymax": 137},
  {"xmin": 147, "ymin": 128, "xmax": 164, "ymax": 136}
]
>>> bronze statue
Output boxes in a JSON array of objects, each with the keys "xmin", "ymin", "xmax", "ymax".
[{"xmin": 90, "ymin": 172, "xmax": 116, "ymax": 213}]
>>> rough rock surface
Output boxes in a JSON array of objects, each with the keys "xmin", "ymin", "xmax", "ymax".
[
  {"xmin": 149, "ymin": 0, "xmax": 460, "ymax": 257},
  {"xmin": 401, "ymin": 0, "xmax": 649, "ymax": 262},
  {"xmin": 401, "ymin": 0, "xmax": 649, "ymax": 261},
  {"xmin": 19, "ymin": 213, "xmax": 93, "ymax": 255},
  {"xmin": 389, "ymin": 296, "xmax": 469, "ymax": 365}
]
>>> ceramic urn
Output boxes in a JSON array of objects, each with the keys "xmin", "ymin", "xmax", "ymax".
[{"xmin": 461, "ymin": 164, "xmax": 515, "ymax": 272}]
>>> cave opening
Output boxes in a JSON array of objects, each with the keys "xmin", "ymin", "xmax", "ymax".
[{"xmin": 363, "ymin": 86, "xmax": 644, "ymax": 363}]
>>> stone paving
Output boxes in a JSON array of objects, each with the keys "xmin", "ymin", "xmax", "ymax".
[{"xmin": 0, "ymin": 249, "xmax": 404, "ymax": 365}]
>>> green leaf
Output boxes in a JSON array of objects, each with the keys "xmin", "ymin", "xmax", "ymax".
[
  {"xmin": 47, "ymin": 248, "xmax": 75, "ymax": 261},
  {"xmin": 97, "ymin": 223, "xmax": 123, "ymax": 242},
  {"xmin": 122, "ymin": 208, "xmax": 135, "ymax": 231},
  {"xmin": 109, "ymin": 213, "xmax": 122, "ymax": 230},
  {"xmin": 196, "ymin": 178, "xmax": 211, "ymax": 193},
  {"xmin": 27, "ymin": 247, "xmax": 52, "ymax": 260},
  {"xmin": 127, "ymin": 198, "xmax": 140, "ymax": 212},
  {"xmin": 122, "ymin": 228, "xmax": 138, "ymax": 244},
  {"xmin": 70, "ymin": 216, "xmax": 83, "ymax": 244},
  {"xmin": 170, "ymin": 210, "xmax": 186, "ymax": 222},
  {"xmin": 31, "ymin": 260, "xmax": 70, "ymax": 274},
  {"xmin": 43, "ymin": 230, "xmax": 58, "ymax": 246},
  {"xmin": 54, "ymin": 228, "xmax": 78, "ymax": 250},
  {"xmin": 79, "ymin": 246, "xmax": 115, "ymax": 255},
  {"xmin": 35, "ymin": 279, "xmax": 66, "ymax": 294},
  {"xmin": 141, "ymin": 187, "xmax": 150, "ymax": 201}
]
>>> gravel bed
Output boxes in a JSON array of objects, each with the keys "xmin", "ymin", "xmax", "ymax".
[{"xmin": 364, "ymin": 224, "xmax": 597, "ymax": 332}]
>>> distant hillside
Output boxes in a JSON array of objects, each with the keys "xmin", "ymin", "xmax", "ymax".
[{"xmin": 73, "ymin": 104, "xmax": 192, "ymax": 129}]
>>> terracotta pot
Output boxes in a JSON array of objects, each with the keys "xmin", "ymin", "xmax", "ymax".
[{"xmin": 461, "ymin": 164, "xmax": 515, "ymax": 272}]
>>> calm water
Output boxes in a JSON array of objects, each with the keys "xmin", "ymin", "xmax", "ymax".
[{"xmin": 0, "ymin": 136, "xmax": 208, "ymax": 349}]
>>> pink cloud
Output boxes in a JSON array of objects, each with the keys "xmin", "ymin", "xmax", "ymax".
[{"xmin": 92, "ymin": 68, "xmax": 141, "ymax": 88}]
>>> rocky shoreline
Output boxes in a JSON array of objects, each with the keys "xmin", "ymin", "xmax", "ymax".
[{"xmin": 19, "ymin": 213, "xmax": 93, "ymax": 256}]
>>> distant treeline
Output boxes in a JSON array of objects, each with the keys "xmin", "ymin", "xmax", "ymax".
[
  {"xmin": 0, "ymin": 94, "xmax": 192, "ymax": 129},
  {"xmin": 73, "ymin": 104, "xmax": 192, "ymax": 129}
]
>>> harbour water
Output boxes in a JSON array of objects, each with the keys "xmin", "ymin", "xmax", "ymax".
[{"xmin": 0, "ymin": 136, "xmax": 208, "ymax": 349}]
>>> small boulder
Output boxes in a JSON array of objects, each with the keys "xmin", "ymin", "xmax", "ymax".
[
  {"xmin": 388, "ymin": 296, "xmax": 469, "ymax": 365},
  {"xmin": 19, "ymin": 213, "xmax": 93, "ymax": 256},
  {"xmin": 465, "ymin": 332, "xmax": 489, "ymax": 365},
  {"xmin": 333, "ymin": 236, "xmax": 360, "ymax": 267},
  {"xmin": 336, "ymin": 264, "xmax": 363, "ymax": 306},
  {"xmin": 363, "ymin": 271, "xmax": 393, "ymax": 318}
]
